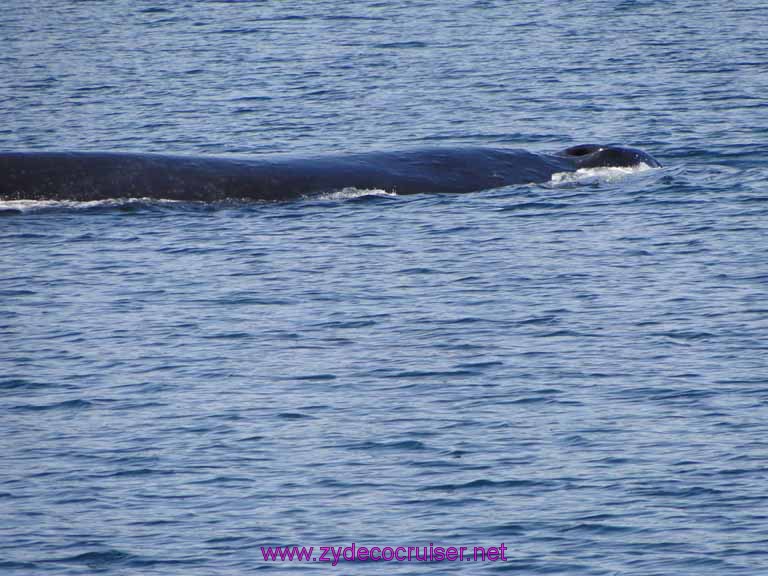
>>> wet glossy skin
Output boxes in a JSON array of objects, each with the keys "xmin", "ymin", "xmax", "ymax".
[{"xmin": 0, "ymin": 145, "xmax": 660, "ymax": 202}]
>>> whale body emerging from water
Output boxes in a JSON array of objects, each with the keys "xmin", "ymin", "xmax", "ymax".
[{"xmin": 0, "ymin": 144, "xmax": 660, "ymax": 202}]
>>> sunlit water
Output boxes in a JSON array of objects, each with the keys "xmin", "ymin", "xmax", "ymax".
[{"xmin": 2, "ymin": 1, "xmax": 768, "ymax": 575}]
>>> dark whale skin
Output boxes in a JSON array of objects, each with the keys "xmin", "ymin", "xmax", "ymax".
[{"xmin": 0, "ymin": 145, "xmax": 660, "ymax": 202}]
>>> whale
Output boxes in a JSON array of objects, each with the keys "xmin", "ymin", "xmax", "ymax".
[{"xmin": 0, "ymin": 144, "xmax": 660, "ymax": 202}]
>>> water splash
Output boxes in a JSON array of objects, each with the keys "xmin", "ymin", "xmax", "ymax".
[
  {"xmin": 0, "ymin": 198, "xmax": 188, "ymax": 214},
  {"xmin": 549, "ymin": 162, "xmax": 656, "ymax": 186},
  {"xmin": 315, "ymin": 187, "xmax": 397, "ymax": 201}
]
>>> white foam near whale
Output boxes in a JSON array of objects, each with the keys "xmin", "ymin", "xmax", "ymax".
[
  {"xmin": 548, "ymin": 162, "xmax": 655, "ymax": 186},
  {"xmin": 0, "ymin": 198, "xmax": 186, "ymax": 213},
  {"xmin": 315, "ymin": 187, "xmax": 396, "ymax": 200}
]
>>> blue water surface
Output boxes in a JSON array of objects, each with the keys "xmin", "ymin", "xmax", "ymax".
[{"xmin": 2, "ymin": 1, "xmax": 768, "ymax": 575}]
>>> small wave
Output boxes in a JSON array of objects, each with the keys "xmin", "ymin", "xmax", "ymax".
[
  {"xmin": 549, "ymin": 162, "xmax": 656, "ymax": 186},
  {"xmin": 293, "ymin": 373, "xmax": 337, "ymax": 381},
  {"xmin": 138, "ymin": 7, "xmax": 172, "ymax": 14},
  {"xmin": 276, "ymin": 412, "xmax": 315, "ymax": 420},
  {"xmin": 0, "ymin": 560, "xmax": 39, "ymax": 570},
  {"xmin": 0, "ymin": 378, "xmax": 51, "ymax": 391},
  {"xmin": 375, "ymin": 41, "xmax": 429, "ymax": 49},
  {"xmin": 46, "ymin": 549, "xmax": 134, "ymax": 567},
  {"xmin": 560, "ymin": 522, "xmax": 637, "ymax": 534},
  {"xmin": 11, "ymin": 399, "xmax": 93, "ymax": 412},
  {"xmin": 345, "ymin": 440, "xmax": 428, "ymax": 451},
  {"xmin": 421, "ymin": 478, "xmax": 551, "ymax": 491},
  {"xmin": 42, "ymin": 548, "xmax": 201, "ymax": 569}
]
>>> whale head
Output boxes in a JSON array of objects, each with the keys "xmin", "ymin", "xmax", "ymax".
[{"xmin": 556, "ymin": 144, "xmax": 661, "ymax": 169}]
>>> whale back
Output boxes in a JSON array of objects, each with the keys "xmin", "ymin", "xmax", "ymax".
[
  {"xmin": 0, "ymin": 148, "xmax": 572, "ymax": 201},
  {"xmin": 0, "ymin": 144, "xmax": 660, "ymax": 202}
]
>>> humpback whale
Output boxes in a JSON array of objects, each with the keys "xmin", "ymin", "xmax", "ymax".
[{"xmin": 0, "ymin": 144, "xmax": 660, "ymax": 202}]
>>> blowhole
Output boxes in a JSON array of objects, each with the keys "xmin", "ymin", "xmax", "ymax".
[{"xmin": 563, "ymin": 145, "xmax": 601, "ymax": 157}]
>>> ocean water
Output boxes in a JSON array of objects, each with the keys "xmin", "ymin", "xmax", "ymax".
[{"xmin": 2, "ymin": 1, "xmax": 768, "ymax": 575}]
